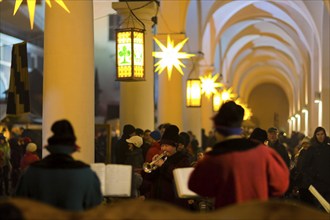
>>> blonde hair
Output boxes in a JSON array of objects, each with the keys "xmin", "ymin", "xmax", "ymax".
[{"xmin": 26, "ymin": 143, "xmax": 37, "ymax": 152}]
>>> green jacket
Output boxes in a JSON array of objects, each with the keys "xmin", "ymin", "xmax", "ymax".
[
  {"xmin": 0, "ymin": 142, "xmax": 11, "ymax": 167},
  {"xmin": 15, "ymin": 152, "xmax": 103, "ymax": 211}
]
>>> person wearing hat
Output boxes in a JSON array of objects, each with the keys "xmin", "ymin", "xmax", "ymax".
[
  {"xmin": 15, "ymin": 119, "xmax": 103, "ymax": 211},
  {"xmin": 267, "ymin": 127, "xmax": 291, "ymax": 168},
  {"xmin": 125, "ymin": 135, "xmax": 144, "ymax": 169},
  {"xmin": 20, "ymin": 143, "xmax": 40, "ymax": 171},
  {"xmin": 142, "ymin": 125, "xmax": 191, "ymax": 209},
  {"xmin": 144, "ymin": 130, "xmax": 162, "ymax": 163},
  {"xmin": 113, "ymin": 124, "xmax": 136, "ymax": 164},
  {"xmin": 139, "ymin": 130, "xmax": 162, "ymax": 199},
  {"xmin": 178, "ymin": 132, "xmax": 195, "ymax": 166},
  {"xmin": 249, "ymin": 127, "xmax": 268, "ymax": 144},
  {"xmin": 124, "ymin": 135, "xmax": 144, "ymax": 198},
  {"xmin": 188, "ymin": 101, "xmax": 290, "ymax": 210}
]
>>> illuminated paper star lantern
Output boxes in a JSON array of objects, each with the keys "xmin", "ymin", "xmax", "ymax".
[
  {"xmin": 235, "ymin": 99, "xmax": 253, "ymax": 120},
  {"xmin": 220, "ymin": 87, "xmax": 237, "ymax": 102},
  {"xmin": 12, "ymin": 0, "xmax": 70, "ymax": 29},
  {"xmin": 153, "ymin": 35, "xmax": 195, "ymax": 80},
  {"xmin": 200, "ymin": 73, "xmax": 223, "ymax": 99}
]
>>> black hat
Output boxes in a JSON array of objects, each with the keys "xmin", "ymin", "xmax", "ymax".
[
  {"xmin": 160, "ymin": 125, "xmax": 180, "ymax": 147},
  {"xmin": 135, "ymin": 128, "xmax": 144, "ymax": 136},
  {"xmin": 267, "ymin": 127, "xmax": 278, "ymax": 133},
  {"xmin": 249, "ymin": 128, "xmax": 267, "ymax": 143},
  {"xmin": 212, "ymin": 101, "xmax": 244, "ymax": 136},
  {"xmin": 123, "ymin": 124, "xmax": 135, "ymax": 136},
  {"xmin": 179, "ymin": 132, "xmax": 190, "ymax": 147},
  {"xmin": 46, "ymin": 120, "xmax": 77, "ymax": 155},
  {"xmin": 48, "ymin": 119, "xmax": 76, "ymax": 146},
  {"xmin": 213, "ymin": 101, "xmax": 244, "ymax": 128}
]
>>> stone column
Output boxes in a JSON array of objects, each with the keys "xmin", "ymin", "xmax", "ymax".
[
  {"xmin": 43, "ymin": 1, "xmax": 94, "ymax": 163},
  {"xmin": 112, "ymin": 1, "xmax": 157, "ymax": 131}
]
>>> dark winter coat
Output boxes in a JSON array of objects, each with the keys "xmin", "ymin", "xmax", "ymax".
[
  {"xmin": 143, "ymin": 151, "xmax": 190, "ymax": 209},
  {"xmin": 15, "ymin": 151, "xmax": 103, "ymax": 211},
  {"xmin": 301, "ymin": 137, "xmax": 330, "ymax": 195}
]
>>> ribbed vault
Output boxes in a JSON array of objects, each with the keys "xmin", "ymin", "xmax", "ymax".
[{"xmin": 182, "ymin": 0, "xmax": 324, "ymax": 131}]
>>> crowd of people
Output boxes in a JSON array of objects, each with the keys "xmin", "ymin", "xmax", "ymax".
[
  {"xmin": 0, "ymin": 129, "xmax": 40, "ymax": 197},
  {"xmin": 0, "ymin": 101, "xmax": 329, "ymax": 214},
  {"xmin": 108, "ymin": 101, "xmax": 329, "ymax": 212}
]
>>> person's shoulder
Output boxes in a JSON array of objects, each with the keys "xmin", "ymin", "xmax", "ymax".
[
  {"xmin": 209, "ymin": 138, "xmax": 259, "ymax": 155},
  {"xmin": 31, "ymin": 154, "xmax": 90, "ymax": 169},
  {"xmin": 72, "ymin": 160, "xmax": 90, "ymax": 168}
]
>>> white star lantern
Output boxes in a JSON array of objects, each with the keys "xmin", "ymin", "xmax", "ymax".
[
  {"xmin": 153, "ymin": 35, "xmax": 195, "ymax": 80},
  {"xmin": 9, "ymin": 0, "xmax": 70, "ymax": 29}
]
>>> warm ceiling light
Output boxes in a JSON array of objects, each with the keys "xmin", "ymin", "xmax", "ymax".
[
  {"xmin": 200, "ymin": 73, "xmax": 223, "ymax": 99},
  {"xmin": 12, "ymin": 0, "xmax": 70, "ymax": 29},
  {"xmin": 153, "ymin": 35, "xmax": 195, "ymax": 80},
  {"xmin": 302, "ymin": 108, "xmax": 308, "ymax": 114},
  {"xmin": 314, "ymin": 92, "xmax": 322, "ymax": 103}
]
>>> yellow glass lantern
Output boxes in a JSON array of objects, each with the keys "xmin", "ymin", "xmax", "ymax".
[
  {"xmin": 212, "ymin": 92, "xmax": 222, "ymax": 112},
  {"xmin": 116, "ymin": 28, "xmax": 145, "ymax": 81},
  {"xmin": 186, "ymin": 79, "xmax": 202, "ymax": 107}
]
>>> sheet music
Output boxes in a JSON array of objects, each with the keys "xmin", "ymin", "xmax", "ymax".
[
  {"xmin": 173, "ymin": 167, "xmax": 199, "ymax": 198},
  {"xmin": 91, "ymin": 163, "xmax": 132, "ymax": 197},
  {"xmin": 90, "ymin": 163, "xmax": 106, "ymax": 195},
  {"xmin": 308, "ymin": 185, "xmax": 330, "ymax": 213},
  {"xmin": 105, "ymin": 164, "xmax": 132, "ymax": 197}
]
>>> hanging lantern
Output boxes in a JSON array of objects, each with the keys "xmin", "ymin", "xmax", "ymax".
[
  {"xmin": 186, "ymin": 79, "xmax": 202, "ymax": 107},
  {"xmin": 212, "ymin": 92, "xmax": 222, "ymax": 112},
  {"xmin": 116, "ymin": 28, "xmax": 145, "ymax": 81}
]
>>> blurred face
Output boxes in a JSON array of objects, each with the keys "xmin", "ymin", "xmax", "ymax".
[
  {"xmin": 144, "ymin": 131, "xmax": 151, "ymax": 140},
  {"xmin": 128, "ymin": 143, "xmax": 134, "ymax": 150},
  {"xmin": 267, "ymin": 132, "xmax": 278, "ymax": 143},
  {"xmin": 177, "ymin": 143, "xmax": 185, "ymax": 151},
  {"xmin": 161, "ymin": 144, "xmax": 177, "ymax": 156},
  {"xmin": 197, "ymin": 152, "xmax": 204, "ymax": 160},
  {"xmin": 315, "ymin": 130, "xmax": 326, "ymax": 143}
]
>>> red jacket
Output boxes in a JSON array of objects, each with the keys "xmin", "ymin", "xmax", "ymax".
[
  {"xmin": 188, "ymin": 138, "xmax": 289, "ymax": 209},
  {"xmin": 145, "ymin": 141, "xmax": 161, "ymax": 162},
  {"xmin": 20, "ymin": 152, "xmax": 40, "ymax": 170}
]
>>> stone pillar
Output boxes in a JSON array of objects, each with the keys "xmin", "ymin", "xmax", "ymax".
[
  {"xmin": 43, "ymin": 1, "xmax": 94, "ymax": 163},
  {"xmin": 112, "ymin": 1, "xmax": 157, "ymax": 131}
]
